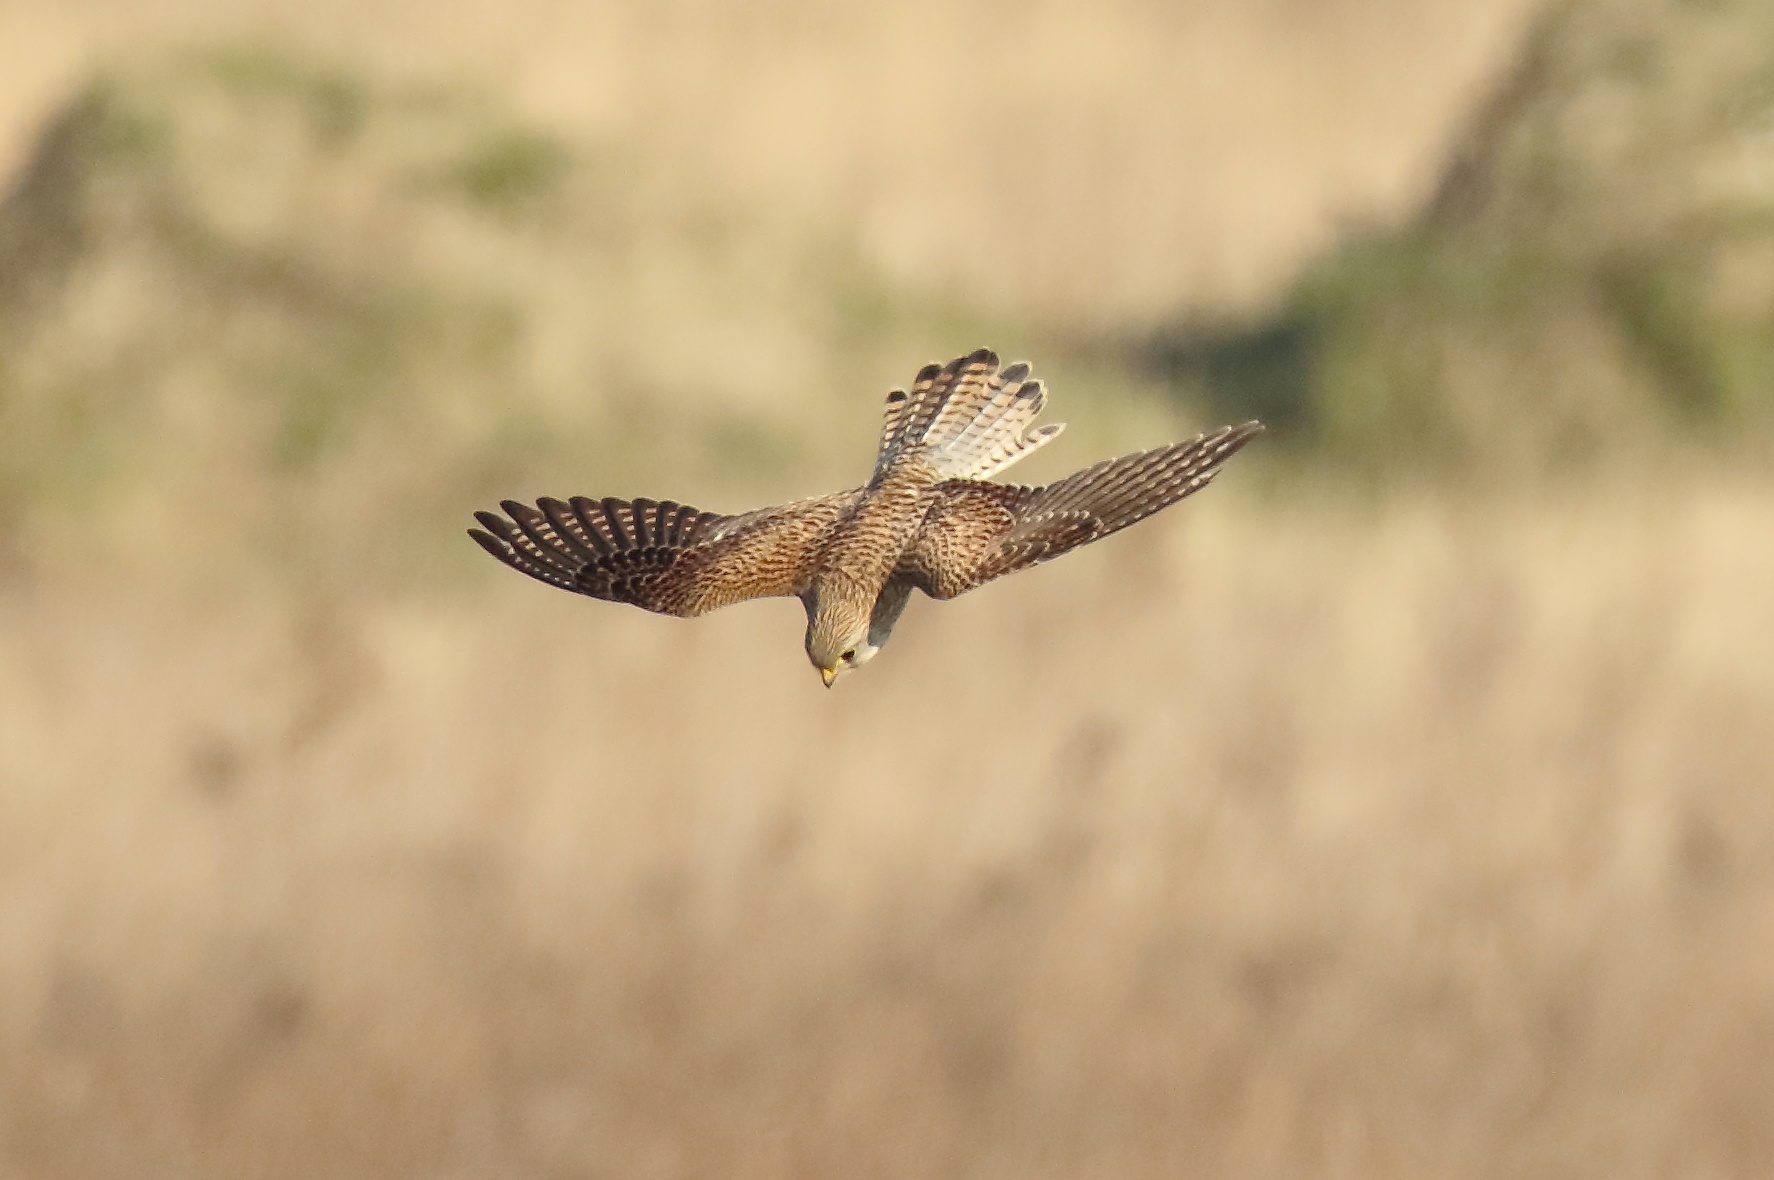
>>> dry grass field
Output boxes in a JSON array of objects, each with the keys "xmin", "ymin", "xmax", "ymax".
[
  {"xmin": 3, "ymin": 476, "xmax": 1773, "ymax": 1178},
  {"xmin": 2, "ymin": 0, "xmax": 1773, "ymax": 1176}
]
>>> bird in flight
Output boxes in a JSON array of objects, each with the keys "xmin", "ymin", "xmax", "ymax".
[{"xmin": 470, "ymin": 349, "xmax": 1261, "ymax": 686}]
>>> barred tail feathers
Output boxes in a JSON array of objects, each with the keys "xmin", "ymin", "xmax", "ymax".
[{"xmin": 871, "ymin": 349, "xmax": 1065, "ymax": 483}]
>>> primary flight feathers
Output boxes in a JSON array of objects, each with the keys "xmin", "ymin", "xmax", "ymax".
[{"xmin": 470, "ymin": 349, "xmax": 1261, "ymax": 684}]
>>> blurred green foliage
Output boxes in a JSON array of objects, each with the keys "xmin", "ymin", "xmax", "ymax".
[
  {"xmin": 7, "ymin": 0, "xmax": 1767, "ymax": 583},
  {"xmin": 0, "ymin": 45, "xmax": 1072, "ymax": 583},
  {"xmin": 1153, "ymin": 0, "xmax": 1774, "ymax": 472},
  {"xmin": 197, "ymin": 44, "xmax": 372, "ymax": 144},
  {"xmin": 439, "ymin": 128, "xmax": 572, "ymax": 212}
]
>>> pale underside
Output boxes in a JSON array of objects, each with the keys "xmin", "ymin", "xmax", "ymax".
[{"xmin": 470, "ymin": 349, "xmax": 1261, "ymax": 652}]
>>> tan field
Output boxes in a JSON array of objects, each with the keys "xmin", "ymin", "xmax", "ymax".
[
  {"xmin": 4, "ymin": 0, "xmax": 1774, "ymax": 1177},
  {"xmin": 5, "ymin": 476, "xmax": 1774, "ymax": 1177}
]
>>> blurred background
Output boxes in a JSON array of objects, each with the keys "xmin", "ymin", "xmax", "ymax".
[{"xmin": 1, "ymin": 0, "xmax": 1772, "ymax": 1175}]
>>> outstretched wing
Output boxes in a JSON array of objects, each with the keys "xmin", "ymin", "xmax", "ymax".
[
  {"xmin": 898, "ymin": 422, "xmax": 1263, "ymax": 599},
  {"xmin": 469, "ymin": 490, "xmax": 857, "ymax": 617}
]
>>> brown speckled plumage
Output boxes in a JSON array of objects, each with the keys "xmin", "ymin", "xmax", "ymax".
[{"xmin": 469, "ymin": 349, "xmax": 1262, "ymax": 683}]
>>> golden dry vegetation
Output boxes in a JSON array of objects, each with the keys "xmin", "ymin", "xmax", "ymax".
[
  {"xmin": 5, "ymin": 479, "xmax": 1774, "ymax": 1178},
  {"xmin": 2, "ymin": 1, "xmax": 1773, "ymax": 1177}
]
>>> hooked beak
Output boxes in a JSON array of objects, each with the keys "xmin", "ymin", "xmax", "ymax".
[{"xmin": 820, "ymin": 666, "xmax": 838, "ymax": 688}]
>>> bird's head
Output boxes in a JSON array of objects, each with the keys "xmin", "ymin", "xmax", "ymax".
[{"xmin": 804, "ymin": 591, "xmax": 878, "ymax": 687}]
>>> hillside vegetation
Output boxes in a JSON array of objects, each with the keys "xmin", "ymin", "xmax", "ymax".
[
  {"xmin": 0, "ymin": 48, "xmax": 1158, "ymax": 584},
  {"xmin": 1156, "ymin": 0, "xmax": 1774, "ymax": 472}
]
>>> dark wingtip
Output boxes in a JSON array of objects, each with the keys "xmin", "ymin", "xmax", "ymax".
[
  {"xmin": 467, "ymin": 527, "xmax": 509, "ymax": 558},
  {"xmin": 1209, "ymin": 421, "xmax": 1266, "ymax": 464},
  {"xmin": 1198, "ymin": 420, "xmax": 1264, "ymax": 446}
]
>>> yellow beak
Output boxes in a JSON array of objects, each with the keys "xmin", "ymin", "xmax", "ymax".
[{"xmin": 820, "ymin": 667, "xmax": 838, "ymax": 688}]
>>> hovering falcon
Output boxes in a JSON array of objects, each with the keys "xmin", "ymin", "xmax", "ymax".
[{"xmin": 470, "ymin": 349, "xmax": 1261, "ymax": 686}]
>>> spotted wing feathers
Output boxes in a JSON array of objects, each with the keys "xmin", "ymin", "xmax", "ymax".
[
  {"xmin": 469, "ymin": 491, "xmax": 855, "ymax": 616},
  {"xmin": 873, "ymin": 348, "xmax": 1065, "ymax": 483},
  {"xmin": 902, "ymin": 421, "xmax": 1263, "ymax": 598}
]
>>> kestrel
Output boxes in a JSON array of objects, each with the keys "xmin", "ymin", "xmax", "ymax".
[{"xmin": 470, "ymin": 349, "xmax": 1261, "ymax": 685}]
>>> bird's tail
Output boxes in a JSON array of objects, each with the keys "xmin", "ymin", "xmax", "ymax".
[{"xmin": 872, "ymin": 348, "xmax": 1065, "ymax": 483}]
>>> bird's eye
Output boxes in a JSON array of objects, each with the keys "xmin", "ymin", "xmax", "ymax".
[{"xmin": 841, "ymin": 648, "xmax": 856, "ymax": 662}]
